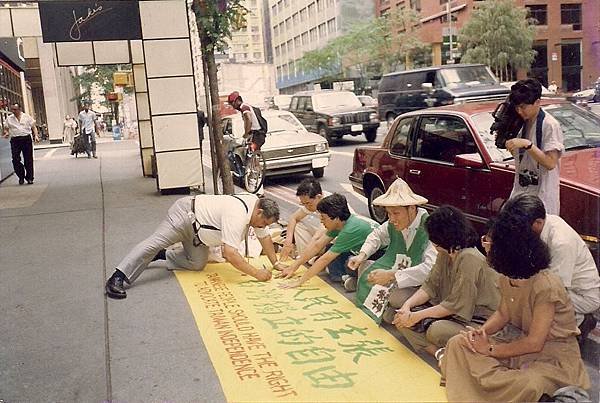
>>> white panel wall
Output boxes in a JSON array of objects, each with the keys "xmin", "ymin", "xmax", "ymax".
[
  {"xmin": 139, "ymin": 1, "xmax": 189, "ymax": 39},
  {"xmin": 156, "ymin": 149, "xmax": 203, "ymax": 189},
  {"xmin": 152, "ymin": 114, "xmax": 200, "ymax": 152},
  {"xmin": 130, "ymin": 40, "xmax": 144, "ymax": 64},
  {"xmin": 56, "ymin": 42, "xmax": 94, "ymax": 66},
  {"xmin": 139, "ymin": 120, "xmax": 153, "ymax": 148},
  {"xmin": 11, "ymin": 8, "xmax": 42, "ymax": 37},
  {"xmin": 144, "ymin": 39, "xmax": 192, "ymax": 78},
  {"xmin": 93, "ymin": 41, "xmax": 130, "ymax": 65},
  {"xmin": 0, "ymin": 9, "xmax": 13, "ymax": 37},
  {"xmin": 147, "ymin": 77, "xmax": 196, "ymax": 115}
]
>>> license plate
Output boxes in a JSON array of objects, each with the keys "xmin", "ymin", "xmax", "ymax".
[
  {"xmin": 312, "ymin": 157, "xmax": 329, "ymax": 168},
  {"xmin": 351, "ymin": 124, "xmax": 363, "ymax": 132}
]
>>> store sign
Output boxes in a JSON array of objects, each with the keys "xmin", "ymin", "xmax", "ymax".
[{"xmin": 38, "ymin": 1, "xmax": 142, "ymax": 43}]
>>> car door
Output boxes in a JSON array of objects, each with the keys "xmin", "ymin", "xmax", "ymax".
[
  {"xmin": 295, "ymin": 96, "xmax": 309, "ymax": 128},
  {"xmin": 405, "ymin": 114, "xmax": 492, "ymax": 223}
]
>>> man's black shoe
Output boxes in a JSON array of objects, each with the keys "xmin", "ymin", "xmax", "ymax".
[
  {"xmin": 577, "ymin": 313, "xmax": 597, "ymax": 347},
  {"xmin": 105, "ymin": 276, "xmax": 127, "ymax": 299},
  {"xmin": 18, "ymin": 177, "xmax": 24, "ymax": 185},
  {"xmin": 152, "ymin": 249, "xmax": 167, "ymax": 262},
  {"xmin": 26, "ymin": 179, "xmax": 34, "ymax": 185}
]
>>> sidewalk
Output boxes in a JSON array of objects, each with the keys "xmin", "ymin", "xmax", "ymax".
[
  {"xmin": 1, "ymin": 139, "xmax": 224, "ymax": 401},
  {"xmin": 1, "ymin": 139, "xmax": 598, "ymax": 402}
]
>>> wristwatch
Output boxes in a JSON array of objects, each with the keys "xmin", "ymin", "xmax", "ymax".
[{"xmin": 524, "ymin": 141, "xmax": 533, "ymax": 150}]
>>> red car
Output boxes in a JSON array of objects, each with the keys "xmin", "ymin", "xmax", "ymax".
[{"xmin": 349, "ymin": 100, "xmax": 600, "ymax": 263}]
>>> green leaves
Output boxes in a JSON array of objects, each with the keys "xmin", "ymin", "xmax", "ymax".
[
  {"xmin": 192, "ymin": 0, "xmax": 248, "ymax": 53},
  {"xmin": 459, "ymin": 0, "xmax": 536, "ymax": 81}
]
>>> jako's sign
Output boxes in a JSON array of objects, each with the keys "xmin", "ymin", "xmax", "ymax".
[{"xmin": 38, "ymin": 1, "xmax": 142, "ymax": 43}]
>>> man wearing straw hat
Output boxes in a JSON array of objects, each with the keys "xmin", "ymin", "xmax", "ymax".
[{"xmin": 347, "ymin": 178, "xmax": 437, "ymax": 323}]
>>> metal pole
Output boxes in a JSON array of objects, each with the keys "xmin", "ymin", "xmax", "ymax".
[{"xmin": 447, "ymin": 2, "xmax": 453, "ymax": 64}]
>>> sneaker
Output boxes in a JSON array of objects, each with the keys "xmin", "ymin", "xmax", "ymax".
[
  {"xmin": 105, "ymin": 275, "xmax": 127, "ymax": 299},
  {"xmin": 26, "ymin": 179, "xmax": 34, "ymax": 185},
  {"xmin": 343, "ymin": 276, "xmax": 357, "ymax": 292}
]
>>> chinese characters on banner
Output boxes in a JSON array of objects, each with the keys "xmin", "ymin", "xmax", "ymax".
[{"xmin": 176, "ymin": 257, "xmax": 446, "ymax": 402}]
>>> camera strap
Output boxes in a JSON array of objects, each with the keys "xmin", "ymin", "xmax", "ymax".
[{"xmin": 518, "ymin": 109, "xmax": 545, "ymax": 163}]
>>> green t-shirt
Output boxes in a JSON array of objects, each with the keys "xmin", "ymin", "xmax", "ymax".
[{"xmin": 327, "ymin": 214, "xmax": 379, "ymax": 255}]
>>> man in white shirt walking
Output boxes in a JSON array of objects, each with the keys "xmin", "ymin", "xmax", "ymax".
[
  {"xmin": 1, "ymin": 103, "xmax": 39, "ymax": 185},
  {"xmin": 78, "ymin": 101, "xmax": 99, "ymax": 159},
  {"xmin": 105, "ymin": 194, "xmax": 280, "ymax": 299}
]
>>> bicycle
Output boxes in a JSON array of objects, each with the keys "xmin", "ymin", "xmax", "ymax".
[{"xmin": 220, "ymin": 135, "xmax": 266, "ymax": 194}]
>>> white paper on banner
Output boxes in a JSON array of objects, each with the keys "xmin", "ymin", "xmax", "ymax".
[{"xmin": 363, "ymin": 284, "xmax": 391, "ymax": 318}]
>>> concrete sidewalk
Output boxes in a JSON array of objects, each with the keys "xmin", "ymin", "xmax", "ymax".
[
  {"xmin": 1, "ymin": 139, "xmax": 224, "ymax": 401},
  {"xmin": 1, "ymin": 139, "xmax": 598, "ymax": 402}
]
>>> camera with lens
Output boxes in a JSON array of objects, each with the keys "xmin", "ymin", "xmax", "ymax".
[
  {"xmin": 518, "ymin": 169, "xmax": 539, "ymax": 187},
  {"xmin": 490, "ymin": 95, "xmax": 524, "ymax": 149}
]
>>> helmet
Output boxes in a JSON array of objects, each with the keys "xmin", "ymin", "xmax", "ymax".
[{"xmin": 227, "ymin": 91, "xmax": 241, "ymax": 104}]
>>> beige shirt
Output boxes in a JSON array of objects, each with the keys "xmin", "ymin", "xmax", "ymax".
[{"xmin": 421, "ymin": 248, "xmax": 500, "ymax": 322}]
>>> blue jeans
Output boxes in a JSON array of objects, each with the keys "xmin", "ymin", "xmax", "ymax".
[{"xmin": 327, "ymin": 251, "xmax": 351, "ymax": 282}]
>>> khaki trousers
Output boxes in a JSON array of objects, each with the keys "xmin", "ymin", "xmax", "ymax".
[{"xmin": 400, "ymin": 320, "xmax": 470, "ymax": 352}]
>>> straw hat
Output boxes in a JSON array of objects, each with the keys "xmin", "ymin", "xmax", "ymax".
[{"xmin": 373, "ymin": 178, "xmax": 428, "ymax": 207}]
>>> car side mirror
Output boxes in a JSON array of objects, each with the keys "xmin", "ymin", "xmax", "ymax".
[
  {"xmin": 422, "ymin": 82, "xmax": 434, "ymax": 93},
  {"xmin": 455, "ymin": 154, "xmax": 485, "ymax": 169}
]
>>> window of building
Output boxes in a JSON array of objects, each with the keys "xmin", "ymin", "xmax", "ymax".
[
  {"xmin": 250, "ymin": 0, "xmax": 257, "ymax": 7},
  {"xmin": 273, "ymin": 25, "xmax": 279, "ymax": 37},
  {"xmin": 294, "ymin": 36, "xmax": 301, "ymax": 47},
  {"xmin": 292, "ymin": 12, "xmax": 299, "ymax": 25},
  {"xmin": 301, "ymin": 31, "xmax": 309, "ymax": 46},
  {"xmin": 561, "ymin": 3, "xmax": 582, "ymax": 30},
  {"xmin": 300, "ymin": 8, "xmax": 307, "ymax": 21},
  {"xmin": 309, "ymin": 28, "xmax": 318, "ymax": 43},
  {"xmin": 317, "ymin": 0, "xmax": 324, "ymax": 11},
  {"xmin": 253, "ymin": 52, "xmax": 262, "ymax": 59},
  {"xmin": 275, "ymin": 46, "xmax": 280, "ymax": 57},
  {"xmin": 285, "ymin": 17, "xmax": 292, "ymax": 31},
  {"xmin": 410, "ymin": 0, "xmax": 421, "ymax": 11},
  {"xmin": 277, "ymin": 65, "xmax": 283, "ymax": 80},
  {"xmin": 284, "ymin": 0, "xmax": 289, "ymax": 7},
  {"xmin": 327, "ymin": 0, "xmax": 334, "ymax": 7},
  {"xmin": 308, "ymin": 3, "xmax": 316, "ymax": 19},
  {"xmin": 327, "ymin": 18, "xmax": 336, "ymax": 34},
  {"xmin": 251, "ymin": 25, "xmax": 259, "ymax": 32},
  {"xmin": 318, "ymin": 23, "xmax": 326, "ymax": 38},
  {"xmin": 252, "ymin": 35, "xmax": 260, "ymax": 42},
  {"xmin": 526, "ymin": 5, "xmax": 547, "ymax": 25},
  {"xmin": 272, "ymin": 4, "xmax": 277, "ymax": 16}
]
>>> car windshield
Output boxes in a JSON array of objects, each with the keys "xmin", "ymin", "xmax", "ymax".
[
  {"xmin": 268, "ymin": 114, "xmax": 307, "ymax": 134},
  {"xmin": 439, "ymin": 66, "xmax": 497, "ymax": 89},
  {"xmin": 471, "ymin": 103, "xmax": 600, "ymax": 162},
  {"xmin": 313, "ymin": 92, "xmax": 362, "ymax": 109}
]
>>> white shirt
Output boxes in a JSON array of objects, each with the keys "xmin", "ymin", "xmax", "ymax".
[
  {"xmin": 192, "ymin": 194, "xmax": 269, "ymax": 248},
  {"xmin": 240, "ymin": 103, "xmax": 261, "ymax": 131},
  {"xmin": 78, "ymin": 110, "xmax": 97, "ymax": 133},
  {"xmin": 299, "ymin": 206, "xmax": 323, "ymax": 231},
  {"xmin": 510, "ymin": 111, "xmax": 564, "ymax": 215},
  {"xmin": 540, "ymin": 215, "xmax": 600, "ymax": 294},
  {"xmin": 4, "ymin": 113, "xmax": 35, "ymax": 138},
  {"xmin": 359, "ymin": 208, "xmax": 437, "ymax": 288}
]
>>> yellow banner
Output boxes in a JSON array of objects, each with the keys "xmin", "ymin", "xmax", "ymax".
[{"xmin": 176, "ymin": 258, "xmax": 447, "ymax": 402}]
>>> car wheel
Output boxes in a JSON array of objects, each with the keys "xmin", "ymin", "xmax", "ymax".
[
  {"xmin": 386, "ymin": 113, "xmax": 396, "ymax": 126},
  {"xmin": 312, "ymin": 167, "xmax": 324, "ymax": 178},
  {"xmin": 368, "ymin": 183, "xmax": 388, "ymax": 223},
  {"xmin": 318, "ymin": 125, "xmax": 334, "ymax": 145},
  {"xmin": 364, "ymin": 128, "xmax": 377, "ymax": 142}
]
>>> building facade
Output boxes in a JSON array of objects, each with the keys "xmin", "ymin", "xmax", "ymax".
[
  {"xmin": 270, "ymin": 0, "xmax": 375, "ymax": 93},
  {"xmin": 375, "ymin": 0, "xmax": 600, "ymax": 92},
  {"xmin": 227, "ymin": 0, "xmax": 269, "ymax": 63}
]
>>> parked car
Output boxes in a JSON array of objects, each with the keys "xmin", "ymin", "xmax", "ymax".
[
  {"xmin": 289, "ymin": 90, "xmax": 380, "ymax": 144},
  {"xmin": 357, "ymin": 95, "xmax": 378, "ymax": 108},
  {"xmin": 222, "ymin": 110, "xmax": 330, "ymax": 179},
  {"xmin": 271, "ymin": 94, "xmax": 292, "ymax": 110},
  {"xmin": 378, "ymin": 64, "xmax": 510, "ymax": 125},
  {"xmin": 349, "ymin": 100, "xmax": 600, "ymax": 263},
  {"xmin": 501, "ymin": 81, "xmax": 552, "ymax": 95}
]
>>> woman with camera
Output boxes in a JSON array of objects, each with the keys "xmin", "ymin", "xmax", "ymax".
[
  {"xmin": 440, "ymin": 209, "xmax": 590, "ymax": 402},
  {"xmin": 392, "ymin": 206, "xmax": 500, "ymax": 357}
]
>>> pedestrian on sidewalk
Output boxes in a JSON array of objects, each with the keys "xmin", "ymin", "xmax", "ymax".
[
  {"xmin": 105, "ymin": 194, "xmax": 280, "ymax": 299},
  {"xmin": 63, "ymin": 114, "xmax": 77, "ymax": 144},
  {"xmin": 78, "ymin": 101, "xmax": 99, "ymax": 159},
  {"xmin": 1, "ymin": 102, "xmax": 39, "ymax": 185}
]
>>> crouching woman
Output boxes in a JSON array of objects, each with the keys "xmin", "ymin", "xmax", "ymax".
[
  {"xmin": 441, "ymin": 213, "xmax": 590, "ymax": 402},
  {"xmin": 393, "ymin": 206, "xmax": 500, "ymax": 357}
]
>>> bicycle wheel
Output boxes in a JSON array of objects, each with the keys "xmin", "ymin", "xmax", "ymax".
[{"xmin": 243, "ymin": 150, "xmax": 266, "ymax": 193}]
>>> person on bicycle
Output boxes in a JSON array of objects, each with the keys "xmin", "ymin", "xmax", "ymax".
[{"xmin": 227, "ymin": 91, "xmax": 265, "ymax": 150}]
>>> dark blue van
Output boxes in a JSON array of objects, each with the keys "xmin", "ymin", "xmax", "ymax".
[{"xmin": 377, "ymin": 64, "xmax": 510, "ymax": 124}]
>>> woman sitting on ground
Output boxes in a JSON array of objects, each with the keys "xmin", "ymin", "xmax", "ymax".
[
  {"xmin": 441, "ymin": 212, "xmax": 590, "ymax": 402},
  {"xmin": 393, "ymin": 205, "xmax": 500, "ymax": 357}
]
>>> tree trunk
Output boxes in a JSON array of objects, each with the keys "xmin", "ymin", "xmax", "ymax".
[{"xmin": 194, "ymin": 0, "xmax": 234, "ymax": 195}]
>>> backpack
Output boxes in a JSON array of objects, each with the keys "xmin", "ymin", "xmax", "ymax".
[{"xmin": 252, "ymin": 106, "xmax": 268, "ymax": 135}]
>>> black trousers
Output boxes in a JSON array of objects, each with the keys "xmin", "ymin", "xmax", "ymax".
[{"xmin": 10, "ymin": 135, "xmax": 34, "ymax": 181}]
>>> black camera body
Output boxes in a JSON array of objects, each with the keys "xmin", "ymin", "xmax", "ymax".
[
  {"xmin": 490, "ymin": 96, "xmax": 524, "ymax": 149},
  {"xmin": 518, "ymin": 169, "xmax": 539, "ymax": 187}
]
